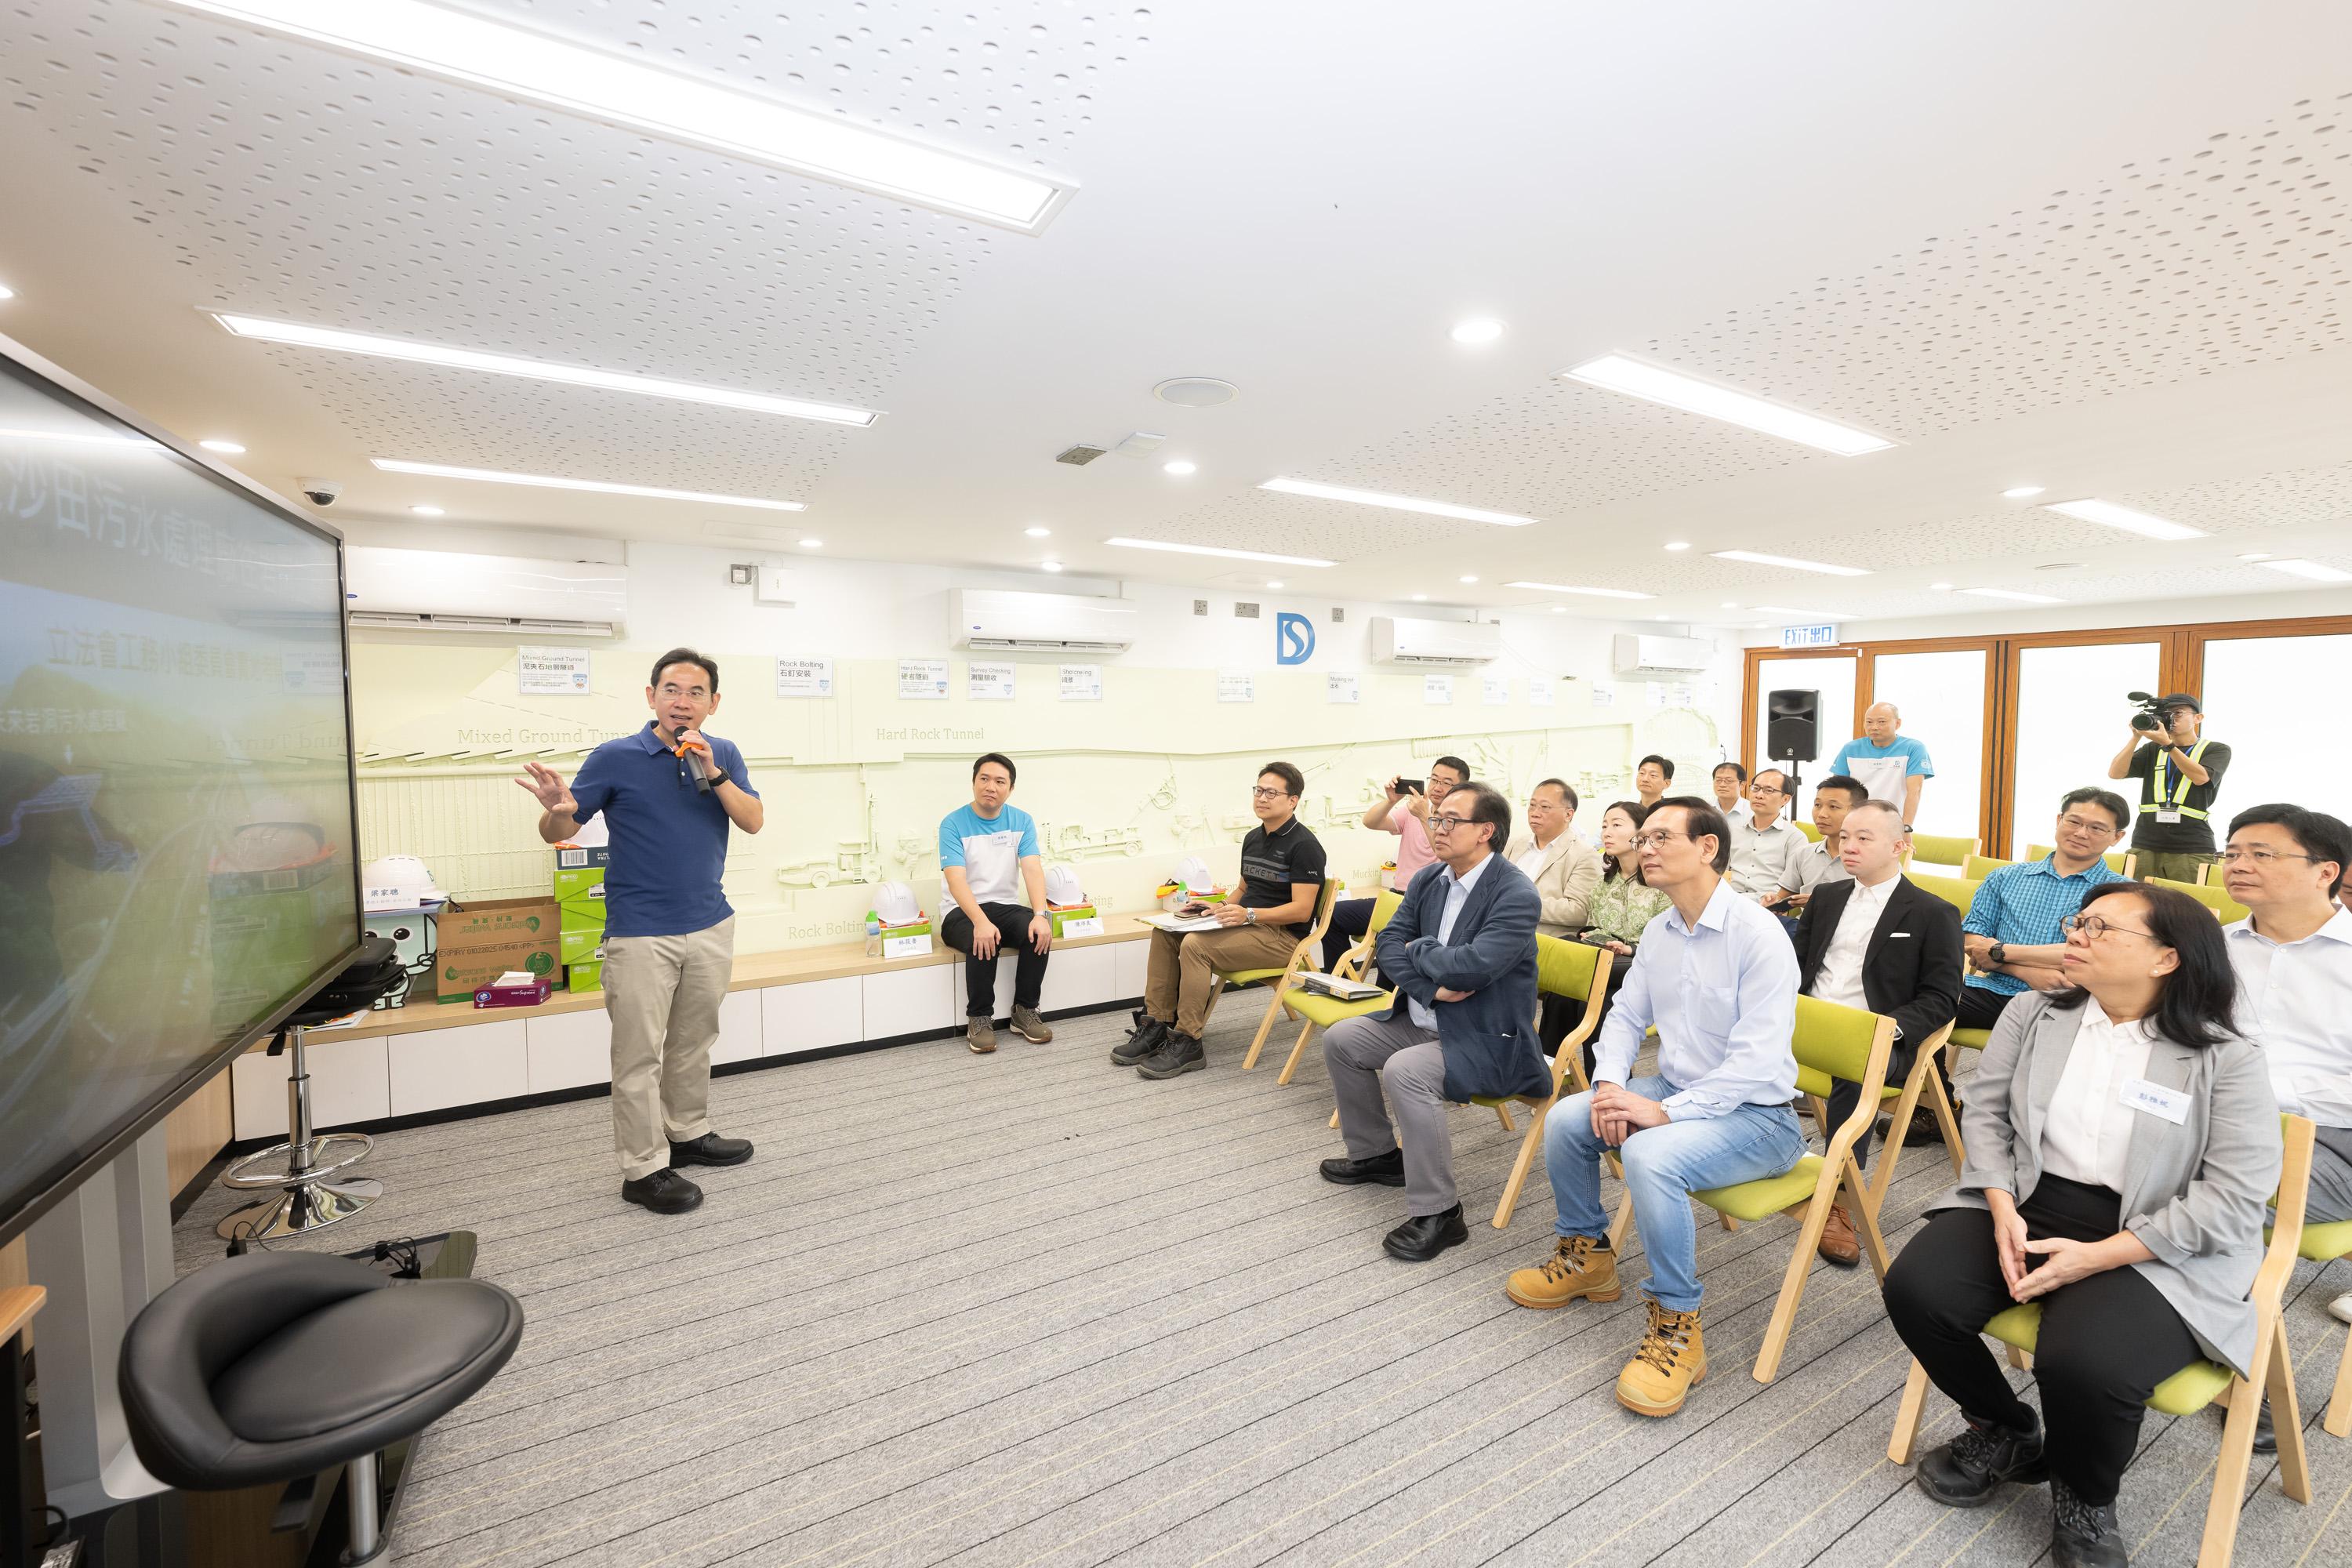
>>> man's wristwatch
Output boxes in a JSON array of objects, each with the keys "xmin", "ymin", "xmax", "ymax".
[
  {"xmin": 1987, "ymin": 942, "xmax": 2008, "ymax": 966},
  {"xmin": 1244, "ymin": 907, "xmax": 1258, "ymax": 924}
]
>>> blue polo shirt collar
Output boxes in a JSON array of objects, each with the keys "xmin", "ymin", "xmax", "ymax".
[{"xmin": 629, "ymin": 722, "xmax": 671, "ymax": 754}]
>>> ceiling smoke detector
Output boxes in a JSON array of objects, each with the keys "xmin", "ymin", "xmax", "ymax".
[{"xmin": 1152, "ymin": 377, "xmax": 1239, "ymax": 408}]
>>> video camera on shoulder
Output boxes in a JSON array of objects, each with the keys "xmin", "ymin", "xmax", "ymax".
[{"xmin": 2127, "ymin": 691, "xmax": 2165, "ymax": 733}]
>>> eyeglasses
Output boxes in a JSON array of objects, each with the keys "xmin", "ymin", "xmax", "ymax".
[
  {"xmin": 2057, "ymin": 814, "xmax": 2122, "ymax": 837},
  {"xmin": 1250, "ymin": 786, "xmax": 1293, "ymax": 800},
  {"xmin": 1630, "ymin": 830, "xmax": 1688, "ymax": 851},
  {"xmin": 2220, "ymin": 848, "xmax": 2319, "ymax": 866},
  {"xmin": 1750, "ymin": 782, "xmax": 1786, "ymax": 795},
  {"xmin": 656, "ymin": 683, "xmax": 709, "ymax": 699},
  {"xmin": 2062, "ymin": 913, "xmax": 2161, "ymax": 942},
  {"xmin": 1428, "ymin": 813, "xmax": 1479, "ymax": 832}
]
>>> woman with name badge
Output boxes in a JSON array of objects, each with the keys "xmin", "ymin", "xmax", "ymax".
[{"xmin": 1878, "ymin": 880, "xmax": 2279, "ymax": 1568}]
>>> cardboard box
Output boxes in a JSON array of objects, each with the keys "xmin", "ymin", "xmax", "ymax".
[
  {"xmin": 554, "ymin": 844, "xmax": 614, "ymax": 871},
  {"xmin": 559, "ymin": 927, "xmax": 607, "ymax": 965},
  {"xmin": 568, "ymin": 960, "xmax": 604, "ymax": 993},
  {"xmin": 553, "ymin": 861, "xmax": 609, "ymax": 903},
  {"xmin": 559, "ymin": 889, "xmax": 608, "ymax": 932},
  {"xmin": 1049, "ymin": 904, "xmax": 1105, "ymax": 938},
  {"xmin": 434, "ymin": 895, "xmax": 559, "ymax": 1002}
]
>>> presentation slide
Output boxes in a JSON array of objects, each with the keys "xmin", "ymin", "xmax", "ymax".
[{"xmin": 0, "ymin": 350, "xmax": 359, "ymax": 1241}]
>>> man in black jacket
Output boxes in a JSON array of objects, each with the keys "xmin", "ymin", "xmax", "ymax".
[{"xmin": 1791, "ymin": 800, "xmax": 1963, "ymax": 1264}]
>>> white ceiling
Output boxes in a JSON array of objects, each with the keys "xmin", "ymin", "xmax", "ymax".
[{"xmin": 4, "ymin": 0, "xmax": 2352, "ymax": 629}]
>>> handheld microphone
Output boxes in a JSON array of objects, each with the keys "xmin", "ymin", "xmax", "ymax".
[{"xmin": 683, "ymin": 746, "xmax": 713, "ymax": 793}]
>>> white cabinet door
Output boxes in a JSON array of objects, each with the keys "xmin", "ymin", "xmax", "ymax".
[
  {"xmin": 526, "ymin": 1009, "xmax": 614, "ymax": 1094},
  {"xmin": 758, "ymin": 976, "xmax": 862, "ymax": 1059},
  {"xmin": 390, "ymin": 1019, "xmax": 528, "ymax": 1116},
  {"xmin": 861, "ymin": 964, "xmax": 955, "ymax": 1040},
  {"xmin": 231, "ymin": 1033, "xmax": 390, "ymax": 1140},
  {"xmin": 709, "ymin": 988, "xmax": 767, "ymax": 1065},
  {"xmin": 1113, "ymin": 938, "xmax": 1151, "ymax": 1004},
  {"xmin": 1039, "ymin": 945, "xmax": 1116, "ymax": 1014}
]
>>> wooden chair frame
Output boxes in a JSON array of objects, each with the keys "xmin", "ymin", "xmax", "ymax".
[
  {"xmin": 1205, "ymin": 877, "xmax": 1342, "ymax": 1072},
  {"xmin": 1472, "ymin": 938, "xmax": 1613, "ymax": 1230},
  {"xmin": 2309, "ymin": 1224, "xmax": 2352, "ymax": 1438},
  {"xmin": 1610, "ymin": 1003, "xmax": 1900, "ymax": 1383},
  {"xmin": 1276, "ymin": 891, "xmax": 1403, "ymax": 1084},
  {"xmin": 1888, "ymin": 1116, "xmax": 2318, "ymax": 1568}
]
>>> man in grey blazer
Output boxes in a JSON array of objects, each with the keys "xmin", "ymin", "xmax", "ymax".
[
  {"xmin": 1319, "ymin": 781, "xmax": 1545, "ymax": 1263},
  {"xmin": 1504, "ymin": 778, "xmax": 1603, "ymax": 936}
]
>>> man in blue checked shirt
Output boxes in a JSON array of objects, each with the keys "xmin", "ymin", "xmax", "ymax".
[
  {"xmin": 1502, "ymin": 795, "xmax": 1803, "ymax": 1422},
  {"xmin": 1884, "ymin": 786, "xmax": 2134, "ymax": 1155}
]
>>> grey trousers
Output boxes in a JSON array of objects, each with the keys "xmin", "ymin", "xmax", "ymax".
[
  {"xmin": 1324, "ymin": 1011, "xmax": 1456, "ymax": 1217},
  {"xmin": 2311, "ymin": 1126, "xmax": 2352, "ymax": 1224}
]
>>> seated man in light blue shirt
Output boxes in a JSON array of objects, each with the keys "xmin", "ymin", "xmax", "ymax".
[{"xmin": 1504, "ymin": 796, "xmax": 1803, "ymax": 1421}]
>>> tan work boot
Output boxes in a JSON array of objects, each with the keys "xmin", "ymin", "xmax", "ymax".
[
  {"xmin": 1817, "ymin": 1202, "xmax": 1860, "ymax": 1267},
  {"xmin": 966, "ymin": 1015, "xmax": 996, "ymax": 1054},
  {"xmin": 1010, "ymin": 1004, "xmax": 1053, "ymax": 1043},
  {"xmin": 1505, "ymin": 1235, "xmax": 1621, "ymax": 1309},
  {"xmin": 1617, "ymin": 1299, "xmax": 1707, "ymax": 1417}
]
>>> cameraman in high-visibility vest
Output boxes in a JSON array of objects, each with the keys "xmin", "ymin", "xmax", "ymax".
[{"xmin": 2107, "ymin": 692, "xmax": 2230, "ymax": 884}]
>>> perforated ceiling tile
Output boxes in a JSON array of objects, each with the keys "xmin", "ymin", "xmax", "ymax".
[
  {"xmin": 1642, "ymin": 102, "xmax": 2352, "ymax": 436},
  {"xmin": 0, "ymin": 1, "xmax": 1148, "ymax": 493}
]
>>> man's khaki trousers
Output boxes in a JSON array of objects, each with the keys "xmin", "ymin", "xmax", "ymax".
[{"xmin": 601, "ymin": 915, "xmax": 734, "ymax": 1179}]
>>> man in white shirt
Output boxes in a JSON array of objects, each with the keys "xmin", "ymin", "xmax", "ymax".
[
  {"xmin": 1726, "ymin": 768, "xmax": 1806, "ymax": 901},
  {"xmin": 2220, "ymin": 804, "xmax": 2352, "ymax": 1340},
  {"xmin": 1504, "ymin": 797, "xmax": 1805, "ymax": 1420}
]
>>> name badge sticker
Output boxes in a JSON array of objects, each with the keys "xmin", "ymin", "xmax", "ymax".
[
  {"xmin": 2155, "ymin": 808, "xmax": 2183, "ymax": 825},
  {"xmin": 2122, "ymin": 1076, "xmax": 2191, "ymax": 1125}
]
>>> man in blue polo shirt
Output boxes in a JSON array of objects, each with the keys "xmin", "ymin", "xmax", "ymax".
[
  {"xmin": 939, "ymin": 751, "xmax": 1054, "ymax": 1055},
  {"xmin": 517, "ymin": 648, "xmax": 764, "ymax": 1214},
  {"xmin": 1894, "ymin": 786, "xmax": 2127, "ymax": 1149}
]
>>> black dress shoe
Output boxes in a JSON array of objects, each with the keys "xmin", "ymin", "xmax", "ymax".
[
  {"xmin": 1111, "ymin": 1018, "xmax": 1170, "ymax": 1066},
  {"xmin": 1383, "ymin": 1203, "xmax": 1468, "ymax": 1261},
  {"xmin": 622, "ymin": 1168, "xmax": 703, "ymax": 1214},
  {"xmin": 1320, "ymin": 1149, "xmax": 1406, "ymax": 1187},
  {"xmin": 2253, "ymin": 1396, "xmax": 2278, "ymax": 1454},
  {"xmin": 670, "ymin": 1132, "xmax": 754, "ymax": 1167}
]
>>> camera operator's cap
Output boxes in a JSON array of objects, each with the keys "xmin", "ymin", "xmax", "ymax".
[
  {"xmin": 1044, "ymin": 865, "xmax": 1086, "ymax": 907},
  {"xmin": 873, "ymin": 880, "xmax": 920, "ymax": 925},
  {"xmin": 2156, "ymin": 691, "xmax": 2202, "ymax": 713}
]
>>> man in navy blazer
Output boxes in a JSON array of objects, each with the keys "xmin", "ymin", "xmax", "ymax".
[{"xmin": 1320, "ymin": 781, "xmax": 1546, "ymax": 1261}]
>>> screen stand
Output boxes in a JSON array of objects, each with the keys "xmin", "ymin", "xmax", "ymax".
[{"xmin": 26, "ymin": 1125, "xmax": 173, "ymax": 1519}]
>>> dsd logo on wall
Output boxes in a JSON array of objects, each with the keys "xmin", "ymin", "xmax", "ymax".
[{"xmin": 1275, "ymin": 612, "xmax": 1316, "ymax": 666}]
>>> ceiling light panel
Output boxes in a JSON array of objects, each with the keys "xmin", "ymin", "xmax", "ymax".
[
  {"xmin": 1258, "ymin": 477, "xmax": 1534, "ymax": 527},
  {"xmin": 1561, "ymin": 354, "xmax": 1895, "ymax": 456},
  {"xmin": 156, "ymin": 0, "xmax": 1076, "ymax": 234},
  {"xmin": 1103, "ymin": 537, "xmax": 1336, "ymax": 568},
  {"xmin": 372, "ymin": 458, "xmax": 804, "ymax": 511},
  {"xmin": 2256, "ymin": 558, "xmax": 2352, "ymax": 583},
  {"xmin": 1710, "ymin": 549, "xmax": 1871, "ymax": 577},
  {"xmin": 1751, "ymin": 604, "xmax": 1860, "ymax": 620},
  {"xmin": 1959, "ymin": 586, "xmax": 2066, "ymax": 603},
  {"xmin": 1504, "ymin": 581, "xmax": 1654, "ymax": 601},
  {"xmin": 216, "ymin": 314, "xmax": 880, "ymax": 426},
  {"xmin": 2041, "ymin": 499, "xmax": 2205, "ymax": 541}
]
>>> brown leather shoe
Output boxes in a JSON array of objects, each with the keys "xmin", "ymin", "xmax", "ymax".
[{"xmin": 1817, "ymin": 1202, "xmax": 1860, "ymax": 1267}]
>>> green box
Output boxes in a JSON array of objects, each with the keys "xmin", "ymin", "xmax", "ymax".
[
  {"xmin": 567, "ymin": 959, "xmax": 604, "ymax": 994},
  {"xmin": 559, "ymin": 889, "xmax": 608, "ymax": 931},
  {"xmin": 1049, "ymin": 904, "xmax": 1103, "ymax": 937},
  {"xmin": 553, "ymin": 862, "xmax": 608, "ymax": 902},
  {"xmin": 560, "ymin": 927, "xmax": 608, "ymax": 965}
]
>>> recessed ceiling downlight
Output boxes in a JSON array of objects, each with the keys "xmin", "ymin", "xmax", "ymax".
[{"xmin": 1152, "ymin": 377, "xmax": 1239, "ymax": 408}]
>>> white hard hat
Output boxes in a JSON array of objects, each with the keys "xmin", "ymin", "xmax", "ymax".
[
  {"xmin": 1172, "ymin": 855, "xmax": 1214, "ymax": 892},
  {"xmin": 1044, "ymin": 865, "xmax": 1087, "ymax": 907},
  {"xmin": 362, "ymin": 855, "xmax": 447, "ymax": 914},
  {"xmin": 874, "ymin": 880, "xmax": 921, "ymax": 926}
]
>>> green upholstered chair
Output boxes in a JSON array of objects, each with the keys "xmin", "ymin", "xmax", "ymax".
[
  {"xmin": 2149, "ymin": 874, "xmax": 2249, "ymax": 924},
  {"xmin": 1961, "ymin": 853, "xmax": 2013, "ymax": 882},
  {"xmin": 1469, "ymin": 935, "xmax": 1612, "ymax": 1230},
  {"xmin": 1274, "ymin": 888, "xmax": 1402, "ymax": 1083},
  {"xmin": 2027, "ymin": 843, "xmax": 2134, "ymax": 877},
  {"xmin": 1906, "ymin": 833, "xmax": 1980, "ymax": 871},
  {"xmin": 1208, "ymin": 876, "xmax": 1343, "ymax": 1072}
]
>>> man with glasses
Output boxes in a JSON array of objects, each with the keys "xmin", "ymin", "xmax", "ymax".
[
  {"xmin": 1319, "ymin": 782, "xmax": 1544, "ymax": 1261},
  {"xmin": 1118, "ymin": 761, "xmax": 1328, "ymax": 1080},
  {"xmin": 2108, "ymin": 691, "xmax": 2230, "ymax": 884},
  {"xmin": 1506, "ymin": 797, "xmax": 1804, "ymax": 1420},
  {"xmin": 2220, "ymin": 804, "xmax": 2352, "ymax": 1361},
  {"xmin": 1893, "ymin": 788, "xmax": 2132, "ymax": 1151},
  {"xmin": 1711, "ymin": 761, "xmax": 1748, "ymax": 819},
  {"xmin": 1726, "ymin": 768, "xmax": 1806, "ymax": 902},
  {"xmin": 517, "ymin": 648, "xmax": 764, "ymax": 1214},
  {"xmin": 1323, "ymin": 755, "xmax": 1467, "ymax": 968}
]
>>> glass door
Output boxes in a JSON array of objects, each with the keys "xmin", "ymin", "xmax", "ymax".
[
  {"xmin": 2195, "ymin": 633, "xmax": 2352, "ymax": 822},
  {"xmin": 2006, "ymin": 639, "xmax": 2162, "ymax": 858},
  {"xmin": 1749, "ymin": 651, "xmax": 1858, "ymax": 826}
]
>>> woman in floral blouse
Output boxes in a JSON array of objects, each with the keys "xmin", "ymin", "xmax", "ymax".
[{"xmin": 1573, "ymin": 799, "xmax": 1671, "ymax": 1070}]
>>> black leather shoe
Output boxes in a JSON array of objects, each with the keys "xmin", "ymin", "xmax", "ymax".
[
  {"xmin": 2050, "ymin": 1478, "xmax": 2126, "ymax": 1567},
  {"xmin": 1135, "ymin": 1032, "xmax": 1206, "ymax": 1079},
  {"xmin": 1111, "ymin": 1018, "xmax": 1171, "ymax": 1066},
  {"xmin": 1915, "ymin": 1414, "xmax": 2045, "ymax": 1506},
  {"xmin": 670, "ymin": 1132, "xmax": 753, "ymax": 1167},
  {"xmin": 621, "ymin": 1168, "xmax": 703, "ymax": 1214},
  {"xmin": 1382, "ymin": 1203, "xmax": 1468, "ymax": 1261},
  {"xmin": 1320, "ymin": 1149, "xmax": 1407, "ymax": 1187},
  {"xmin": 2254, "ymin": 1396, "xmax": 2278, "ymax": 1455}
]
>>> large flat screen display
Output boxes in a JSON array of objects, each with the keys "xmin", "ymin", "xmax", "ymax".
[{"xmin": 0, "ymin": 341, "xmax": 361, "ymax": 1247}]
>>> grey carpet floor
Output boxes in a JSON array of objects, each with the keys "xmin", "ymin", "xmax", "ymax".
[{"xmin": 172, "ymin": 1002, "xmax": 2352, "ymax": 1568}]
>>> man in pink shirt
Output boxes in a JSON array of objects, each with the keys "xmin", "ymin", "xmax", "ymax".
[{"xmin": 1322, "ymin": 755, "xmax": 1468, "ymax": 968}]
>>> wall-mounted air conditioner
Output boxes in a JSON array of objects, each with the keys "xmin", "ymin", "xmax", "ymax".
[
  {"xmin": 947, "ymin": 588, "xmax": 1137, "ymax": 653},
  {"xmin": 345, "ymin": 548, "xmax": 629, "ymax": 637},
  {"xmin": 1612, "ymin": 633, "xmax": 1713, "ymax": 677},
  {"xmin": 1369, "ymin": 615, "xmax": 1503, "ymax": 666}
]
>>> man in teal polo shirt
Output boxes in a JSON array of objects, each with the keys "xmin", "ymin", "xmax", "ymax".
[{"xmin": 517, "ymin": 648, "xmax": 764, "ymax": 1214}]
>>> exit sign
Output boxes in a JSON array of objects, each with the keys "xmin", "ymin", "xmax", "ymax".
[{"xmin": 1779, "ymin": 623, "xmax": 1839, "ymax": 649}]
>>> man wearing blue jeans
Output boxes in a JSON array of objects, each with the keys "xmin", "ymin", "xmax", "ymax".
[{"xmin": 1504, "ymin": 795, "xmax": 1803, "ymax": 1419}]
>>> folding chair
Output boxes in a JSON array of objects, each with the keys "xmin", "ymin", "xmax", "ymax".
[
  {"xmin": 1889, "ymin": 1116, "xmax": 2317, "ymax": 1568},
  {"xmin": 2276, "ymin": 1215, "xmax": 2352, "ymax": 1437},
  {"xmin": 1961, "ymin": 853, "xmax": 2014, "ymax": 882},
  {"xmin": 1904, "ymin": 833, "xmax": 1980, "ymax": 872},
  {"xmin": 1206, "ymin": 876, "xmax": 1342, "ymax": 1072},
  {"xmin": 1469, "ymin": 935, "xmax": 1612, "ymax": 1229},
  {"xmin": 1846, "ymin": 1021, "xmax": 1962, "ymax": 1212},
  {"xmin": 1276, "ymin": 890, "xmax": 1403, "ymax": 1086},
  {"xmin": 2148, "ymin": 875, "xmax": 2249, "ymax": 924}
]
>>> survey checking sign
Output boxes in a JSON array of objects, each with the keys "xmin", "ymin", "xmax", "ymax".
[{"xmin": 1779, "ymin": 623, "xmax": 1840, "ymax": 650}]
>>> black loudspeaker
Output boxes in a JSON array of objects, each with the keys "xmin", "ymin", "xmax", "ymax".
[{"xmin": 1767, "ymin": 688, "xmax": 1820, "ymax": 762}]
